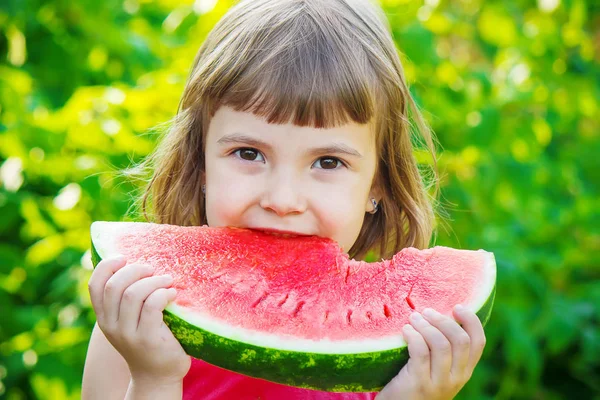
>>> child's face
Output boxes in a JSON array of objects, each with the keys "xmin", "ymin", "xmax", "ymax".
[{"xmin": 203, "ymin": 106, "xmax": 379, "ymax": 252}]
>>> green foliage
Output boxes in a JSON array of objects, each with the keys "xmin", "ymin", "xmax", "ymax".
[{"xmin": 0, "ymin": 0, "xmax": 598, "ymax": 398}]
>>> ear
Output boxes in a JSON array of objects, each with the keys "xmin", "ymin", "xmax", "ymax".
[
  {"xmin": 370, "ymin": 172, "xmax": 384, "ymax": 202},
  {"xmin": 365, "ymin": 183, "xmax": 383, "ymax": 213}
]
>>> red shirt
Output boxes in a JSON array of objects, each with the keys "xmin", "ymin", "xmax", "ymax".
[{"xmin": 183, "ymin": 357, "xmax": 379, "ymax": 400}]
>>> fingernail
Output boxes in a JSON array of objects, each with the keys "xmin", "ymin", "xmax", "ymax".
[
  {"xmin": 454, "ymin": 304, "xmax": 465, "ymax": 312},
  {"xmin": 403, "ymin": 324, "xmax": 413, "ymax": 332},
  {"xmin": 423, "ymin": 308, "xmax": 436, "ymax": 318},
  {"xmin": 410, "ymin": 312, "xmax": 423, "ymax": 321},
  {"xmin": 163, "ymin": 275, "xmax": 173, "ymax": 282}
]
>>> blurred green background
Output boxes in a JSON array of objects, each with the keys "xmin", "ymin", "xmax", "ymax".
[{"xmin": 0, "ymin": 0, "xmax": 598, "ymax": 398}]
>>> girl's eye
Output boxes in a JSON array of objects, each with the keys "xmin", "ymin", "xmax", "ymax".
[
  {"xmin": 233, "ymin": 148, "xmax": 265, "ymax": 162},
  {"xmin": 312, "ymin": 157, "xmax": 344, "ymax": 170}
]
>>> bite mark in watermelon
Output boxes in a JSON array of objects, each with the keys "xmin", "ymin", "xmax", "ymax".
[{"xmin": 90, "ymin": 221, "xmax": 496, "ymax": 392}]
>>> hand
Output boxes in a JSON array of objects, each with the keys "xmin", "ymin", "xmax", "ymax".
[
  {"xmin": 88, "ymin": 255, "xmax": 191, "ymax": 385},
  {"xmin": 377, "ymin": 305, "xmax": 486, "ymax": 400}
]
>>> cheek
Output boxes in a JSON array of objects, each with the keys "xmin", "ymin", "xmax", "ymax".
[
  {"xmin": 206, "ymin": 194, "xmax": 238, "ymax": 227},
  {"xmin": 315, "ymin": 192, "xmax": 367, "ymax": 251},
  {"xmin": 205, "ymin": 173, "xmax": 255, "ymax": 227}
]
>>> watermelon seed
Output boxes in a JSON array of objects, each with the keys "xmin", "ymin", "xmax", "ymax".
[
  {"xmin": 292, "ymin": 301, "xmax": 305, "ymax": 317},
  {"xmin": 210, "ymin": 271, "xmax": 227, "ymax": 280},
  {"xmin": 323, "ymin": 311, "xmax": 329, "ymax": 323},
  {"xmin": 383, "ymin": 304, "xmax": 392, "ymax": 318},
  {"xmin": 405, "ymin": 282, "xmax": 416, "ymax": 310},
  {"xmin": 366, "ymin": 311, "xmax": 373, "ymax": 321},
  {"xmin": 346, "ymin": 310, "xmax": 353, "ymax": 325},
  {"xmin": 251, "ymin": 291, "xmax": 269, "ymax": 308},
  {"xmin": 277, "ymin": 293, "xmax": 290, "ymax": 307},
  {"xmin": 230, "ymin": 278, "xmax": 242, "ymax": 286}
]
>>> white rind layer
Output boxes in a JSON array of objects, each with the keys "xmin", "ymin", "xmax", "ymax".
[
  {"xmin": 91, "ymin": 221, "xmax": 495, "ymax": 354},
  {"xmin": 465, "ymin": 250, "xmax": 496, "ymax": 318},
  {"xmin": 91, "ymin": 221, "xmax": 139, "ymax": 259},
  {"xmin": 166, "ymin": 302, "xmax": 407, "ymax": 354}
]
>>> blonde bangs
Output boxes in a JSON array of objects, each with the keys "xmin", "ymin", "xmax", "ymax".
[{"xmin": 187, "ymin": 1, "xmax": 382, "ymax": 128}]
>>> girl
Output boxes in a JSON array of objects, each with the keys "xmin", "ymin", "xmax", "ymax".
[{"xmin": 83, "ymin": 0, "xmax": 487, "ymax": 399}]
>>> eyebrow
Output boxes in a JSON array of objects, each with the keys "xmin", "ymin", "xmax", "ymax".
[{"xmin": 216, "ymin": 133, "xmax": 363, "ymax": 158}]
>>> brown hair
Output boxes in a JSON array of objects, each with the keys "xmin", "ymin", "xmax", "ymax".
[{"xmin": 133, "ymin": 0, "xmax": 439, "ymax": 259}]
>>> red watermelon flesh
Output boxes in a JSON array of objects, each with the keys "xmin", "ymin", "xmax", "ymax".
[{"xmin": 92, "ymin": 222, "xmax": 495, "ymax": 344}]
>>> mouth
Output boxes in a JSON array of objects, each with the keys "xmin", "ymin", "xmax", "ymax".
[{"xmin": 249, "ymin": 227, "xmax": 311, "ymax": 238}]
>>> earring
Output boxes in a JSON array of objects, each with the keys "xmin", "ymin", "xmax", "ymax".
[
  {"xmin": 368, "ymin": 198, "xmax": 378, "ymax": 214},
  {"xmin": 201, "ymin": 184, "xmax": 206, "ymax": 194}
]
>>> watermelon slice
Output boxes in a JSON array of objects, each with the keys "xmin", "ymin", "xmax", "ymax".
[{"xmin": 90, "ymin": 221, "xmax": 496, "ymax": 392}]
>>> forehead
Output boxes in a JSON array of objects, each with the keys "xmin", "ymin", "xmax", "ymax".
[{"xmin": 207, "ymin": 106, "xmax": 376, "ymax": 150}]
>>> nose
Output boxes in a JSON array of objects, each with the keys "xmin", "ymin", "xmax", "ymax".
[{"xmin": 259, "ymin": 172, "xmax": 307, "ymax": 217}]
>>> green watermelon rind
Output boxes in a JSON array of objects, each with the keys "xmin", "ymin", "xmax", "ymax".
[
  {"xmin": 163, "ymin": 308, "xmax": 408, "ymax": 392},
  {"xmin": 90, "ymin": 231, "xmax": 496, "ymax": 392},
  {"xmin": 164, "ymin": 285, "xmax": 494, "ymax": 392}
]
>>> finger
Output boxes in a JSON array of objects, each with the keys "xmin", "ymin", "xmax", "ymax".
[
  {"xmin": 119, "ymin": 275, "xmax": 174, "ymax": 336},
  {"xmin": 138, "ymin": 287, "xmax": 177, "ymax": 332},
  {"xmin": 402, "ymin": 322, "xmax": 430, "ymax": 380},
  {"xmin": 410, "ymin": 311, "xmax": 452, "ymax": 384},
  {"xmin": 103, "ymin": 263, "xmax": 154, "ymax": 325},
  {"xmin": 423, "ymin": 308, "xmax": 470, "ymax": 379},
  {"xmin": 453, "ymin": 305, "xmax": 486, "ymax": 371},
  {"xmin": 88, "ymin": 255, "xmax": 127, "ymax": 321}
]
